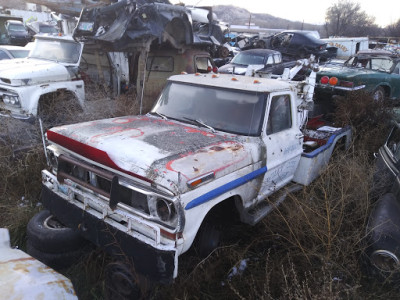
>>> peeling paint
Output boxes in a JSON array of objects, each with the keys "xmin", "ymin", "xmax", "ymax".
[{"xmin": 0, "ymin": 228, "xmax": 77, "ymax": 300}]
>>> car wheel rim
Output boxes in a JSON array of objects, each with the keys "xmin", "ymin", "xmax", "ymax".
[
  {"xmin": 43, "ymin": 215, "xmax": 65, "ymax": 230},
  {"xmin": 371, "ymin": 249, "xmax": 400, "ymax": 272},
  {"xmin": 373, "ymin": 90, "xmax": 384, "ymax": 101}
]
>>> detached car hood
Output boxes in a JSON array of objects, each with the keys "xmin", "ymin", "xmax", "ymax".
[
  {"xmin": 47, "ymin": 115, "xmax": 254, "ymax": 193},
  {"xmin": 0, "ymin": 58, "xmax": 70, "ymax": 86}
]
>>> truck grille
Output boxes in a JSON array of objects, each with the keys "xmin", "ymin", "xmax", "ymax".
[{"xmin": 57, "ymin": 154, "xmax": 150, "ymax": 214}]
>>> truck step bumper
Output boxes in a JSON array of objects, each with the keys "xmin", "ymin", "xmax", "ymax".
[{"xmin": 41, "ymin": 184, "xmax": 176, "ymax": 283}]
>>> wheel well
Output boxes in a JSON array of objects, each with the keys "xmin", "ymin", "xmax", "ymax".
[
  {"xmin": 379, "ymin": 85, "xmax": 390, "ymax": 97},
  {"xmin": 202, "ymin": 196, "xmax": 241, "ymax": 224},
  {"xmin": 37, "ymin": 90, "xmax": 83, "ymax": 125}
]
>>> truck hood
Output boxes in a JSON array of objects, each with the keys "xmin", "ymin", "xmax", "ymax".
[
  {"xmin": 47, "ymin": 115, "xmax": 256, "ymax": 194},
  {"xmin": 0, "ymin": 58, "xmax": 71, "ymax": 86}
]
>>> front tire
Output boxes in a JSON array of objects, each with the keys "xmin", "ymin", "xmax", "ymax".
[
  {"xmin": 196, "ymin": 221, "xmax": 222, "ymax": 258},
  {"xmin": 373, "ymin": 87, "xmax": 385, "ymax": 102},
  {"xmin": 104, "ymin": 262, "xmax": 141, "ymax": 300}
]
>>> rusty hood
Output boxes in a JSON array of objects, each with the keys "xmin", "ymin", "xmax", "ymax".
[{"xmin": 47, "ymin": 115, "xmax": 255, "ymax": 194}]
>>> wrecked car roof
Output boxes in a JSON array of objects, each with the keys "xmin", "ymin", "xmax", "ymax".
[{"xmin": 73, "ymin": 0, "xmax": 223, "ymax": 51}]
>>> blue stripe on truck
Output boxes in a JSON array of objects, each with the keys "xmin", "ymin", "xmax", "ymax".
[{"xmin": 185, "ymin": 166, "xmax": 268, "ymax": 210}]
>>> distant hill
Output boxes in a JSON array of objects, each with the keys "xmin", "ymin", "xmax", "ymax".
[{"xmin": 213, "ymin": 5, "xmax": 325, "ymax": 36}]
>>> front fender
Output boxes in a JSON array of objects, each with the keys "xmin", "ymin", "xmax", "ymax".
[{"xmin": 23, "ymin": 80, "xmax": 85, "ymax": 116}]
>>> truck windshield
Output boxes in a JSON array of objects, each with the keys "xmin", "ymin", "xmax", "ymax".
[
  {"xmin": 152, "ymin": 81, "xmax": 266, "ymax": 136},
  {"xmin": 29, "ymin": 39, "xmax": 82, "ymax": 64}
]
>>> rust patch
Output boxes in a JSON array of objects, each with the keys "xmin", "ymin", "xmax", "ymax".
[
  {"xmin": 210, "ymin": 146, "xmax": 224, "ymax": 151},
  {"xmin": 0, "ymin": 257, "xmax": 35, "ymax": 265},
  {"xmin": 229, "ymin": 144, "xmax": 243, "ymax": 151},
  {"xmin": 193, "ymin": 167, "xmax": 199, "ymax": 172}
]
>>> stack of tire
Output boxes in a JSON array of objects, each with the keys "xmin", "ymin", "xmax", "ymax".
[{"xmin": 26, "ymin": 210, "xmax": 88, "ymax": 270}]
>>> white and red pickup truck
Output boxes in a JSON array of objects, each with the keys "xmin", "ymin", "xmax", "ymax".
[{"xmin": 35, "ymin": 69, "xmax": 351, "ymax": 293}]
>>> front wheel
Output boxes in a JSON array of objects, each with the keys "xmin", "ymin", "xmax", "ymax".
[
  {"xmin": 372, "ymin": 87, "xmax": 385, "ymax": 102},
  {"xmin": 104, "ymin": 262, "xmax": 141, "ymax": 300},
  {"xmin": 195, "ymin": 221, "xmax": 222, "ymax": 258}
]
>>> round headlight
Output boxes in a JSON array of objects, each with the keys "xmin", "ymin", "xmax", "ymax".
[
  {"xmin": 3, "ymin": 95, "xmax": 10, "ymax": 104},
  {"xmin": 156, "ymin": 199, "xmax": 175, "ymax": 222},
  {"xmin": 10, "ymin": 97, "xmax": 16, "ymax": 105}
]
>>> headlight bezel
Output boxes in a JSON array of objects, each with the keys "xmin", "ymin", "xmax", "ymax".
[{"xmin": 2, "ymin": 93, "xmax": 21, "ymax": 107}]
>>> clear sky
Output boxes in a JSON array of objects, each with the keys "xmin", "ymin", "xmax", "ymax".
[{"xmin": 169, "ymin": 0, "xmax": 399, "ymax": 27}]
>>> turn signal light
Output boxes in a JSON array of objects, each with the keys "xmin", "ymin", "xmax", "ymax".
[{"xmin": 329, "ymin": 77, "xmax": 338, "ymax": 86}]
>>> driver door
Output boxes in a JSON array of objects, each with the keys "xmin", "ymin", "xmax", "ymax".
[{"xmin": 259, "ymin": 92, "xmax": 303, "ymax": 197}]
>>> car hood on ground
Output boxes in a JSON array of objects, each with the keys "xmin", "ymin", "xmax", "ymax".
[
  {"xmin": 47, "ymin": 115, "xmax": 257, "ymax": 194},
  {"xmin": 0, "ymin": 58, "xmax": 71, "ymax": 86}
]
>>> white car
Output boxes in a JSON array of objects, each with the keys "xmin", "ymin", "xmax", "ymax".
[{"xmin": 0, "ymin": 45, "xmax": 30, "ymax": 60}]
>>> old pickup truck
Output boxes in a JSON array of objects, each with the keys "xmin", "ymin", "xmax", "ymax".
[{"xmin": 32, "ymin": 68, "xmax": 351, "ymax": 297}]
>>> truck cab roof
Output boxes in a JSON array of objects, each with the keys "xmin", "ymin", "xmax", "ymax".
[{"xmin": 168, "ymin": 73, "xmax": 296, "ymax": 94}]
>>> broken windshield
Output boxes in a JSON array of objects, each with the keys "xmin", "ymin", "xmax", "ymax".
[
  {"xmin": 29, "ymin": 38, "xmax": 82, "ymax": 64},
  {"xmin": 152, "ymin": 81, "xmax": 266, "ymax": 136}
]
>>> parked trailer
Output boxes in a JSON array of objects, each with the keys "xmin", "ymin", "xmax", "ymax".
[{"xmin": 322, "ymin": 37, "xmax": 369, "ymax": 59}]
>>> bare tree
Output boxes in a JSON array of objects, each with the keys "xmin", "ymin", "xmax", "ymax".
[
  {"xmin": 385, "ymin": 19, "xmax": 400, "ymax": 37},
  {"xmin": 325, "ymin": 0, "xmax": 377, "ymax": 37}
]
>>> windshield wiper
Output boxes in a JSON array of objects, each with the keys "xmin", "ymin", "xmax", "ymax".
[
  {"xmin": 150, "ymin": 111, "xmax": 168, "ymax": 120},
  {"xmin": 183, "ymin": 117, "xmax": 215, "ymax": 133}
]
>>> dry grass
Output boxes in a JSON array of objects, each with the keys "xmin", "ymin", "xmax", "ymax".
[{"xmin": 332, "ymin": 91, "xmax": 394, "ymax": 153}]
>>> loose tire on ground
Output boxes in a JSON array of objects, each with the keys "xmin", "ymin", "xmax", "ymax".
[
  {"xmin": 27, "ymin": 209, "xmax": 86, "ymax": 253},
  {"xmin": 26, "ymin": 239, "xmax": 85, "ymax": 270}
]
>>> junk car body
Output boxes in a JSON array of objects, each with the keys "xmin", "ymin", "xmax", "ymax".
[
  {"xmin": 2, "ymin": 20, "xmax": 30, "ymax": 46},
  {"xmin": 73, "ymin": 0, "xmax": 223, "ymax": 52},
  {"xmin": 315, "ymin": 49, "xmax": 400, "ymax": 102},
  {"xmin": 365, "ymin": 122, "xmax": 400, "ymax": 281},
  {"xmin": 218, "ymin": 48, "xmax": 296, "ymax": 76},
  {"xmin": 262, "ymin": 30, "xmax": 332, "ymax": 60}
]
